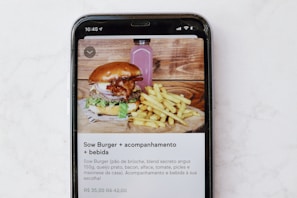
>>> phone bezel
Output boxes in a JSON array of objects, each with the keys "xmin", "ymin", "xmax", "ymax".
[{"xmin": 71, "ymin": 14, "xmax": 212, "ymax": 198}]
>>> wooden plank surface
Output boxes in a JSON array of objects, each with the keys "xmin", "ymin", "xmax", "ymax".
[{"xmin": 78, "ymin": 38, "xmax": 204, "ymax": 80}]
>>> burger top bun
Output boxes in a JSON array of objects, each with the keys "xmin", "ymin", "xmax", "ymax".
[{"xmin": 89, "ymin": 62, "xmax": 142, "ymax": 84}]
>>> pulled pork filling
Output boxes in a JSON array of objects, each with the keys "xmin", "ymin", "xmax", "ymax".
[{"xmin": 106, "ymin": 76, "xmax": 143, "ymax": 100}]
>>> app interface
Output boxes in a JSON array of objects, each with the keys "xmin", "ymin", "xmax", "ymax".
[{"xmin": 76, "ymin": 35, "xmax": 206, "ymax": 198}]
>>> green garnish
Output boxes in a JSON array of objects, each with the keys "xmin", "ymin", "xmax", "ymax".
[
  {"xmin": 118, "ymin": 103, "xmax": 128, "ymax": 118},
  {"xmin": 85, "ymin": 97, "xmax": 107, "ymax": 108}
]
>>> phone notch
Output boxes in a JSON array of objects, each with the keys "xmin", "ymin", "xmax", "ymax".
[{"xmin": 130, "ymin": 20, "xmax": 151, "ymax": 27}]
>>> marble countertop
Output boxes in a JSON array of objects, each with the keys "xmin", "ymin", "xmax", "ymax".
[{"xmin": 1, "ymin": 0, "xmax": 297, "ymax": 197}]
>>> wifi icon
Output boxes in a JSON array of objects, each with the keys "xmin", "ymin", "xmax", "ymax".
[{"xmin": 184, "ymin": 26, "xmax": 189, "ymax": 30}]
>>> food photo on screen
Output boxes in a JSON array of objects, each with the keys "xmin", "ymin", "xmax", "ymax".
[{"xmin": 77, "ymin": 37, "xmax": 205, "ymax": 133}]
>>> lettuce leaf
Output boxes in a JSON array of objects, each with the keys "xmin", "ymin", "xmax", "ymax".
[
  {"xmin": 85, "ymin": 97, "xmax": 107, "ymax": 108},
  {"xmin": 86, "ymin": 98, "xmax": 129, "ymax": 118},
  {"xmin": 118, "ymin": 103, "xmax": 128, "ymax": 118}
]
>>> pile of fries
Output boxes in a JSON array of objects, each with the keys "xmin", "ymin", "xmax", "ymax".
[{"xmin": 129, "ymin": 83, "xmax": 200, "ymax": 128}]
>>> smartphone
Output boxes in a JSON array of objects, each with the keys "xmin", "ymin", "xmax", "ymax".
[{"xmin": 71, "ymin": 14, "xmax": 212, "ymax": 198}]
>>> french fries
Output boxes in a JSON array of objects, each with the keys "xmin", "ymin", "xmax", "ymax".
[{"xmin": 129, "ymin": 83, "xmax": 200, "ymax": 128}]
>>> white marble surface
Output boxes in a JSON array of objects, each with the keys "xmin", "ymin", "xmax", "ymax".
[{"xmin": 1, "ymin": 0, "xmax": 297, "ymax": 198}]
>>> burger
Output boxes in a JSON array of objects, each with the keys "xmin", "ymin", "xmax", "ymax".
[{"xmin": 85, "ymin": 62, "xmax": 143, "ymax": 118}]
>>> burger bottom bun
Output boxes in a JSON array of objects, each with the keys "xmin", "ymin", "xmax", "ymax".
[{"xmin": 89, "ymin": 102, "xmax": 139, "ymax": 116}]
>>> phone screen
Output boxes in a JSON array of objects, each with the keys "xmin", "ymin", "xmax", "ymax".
[{"xmin": 71, "ymin": 15, "xmax": 212, "ymax": 198}]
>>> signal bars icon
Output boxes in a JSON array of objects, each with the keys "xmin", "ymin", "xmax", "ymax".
[
  {"xmin": 176, "ymin": 26, "xmax": 194, "ymax": 31},
  {"xmin": 176, "ymin": 26, "xmax": 182, "ymax": 31}
]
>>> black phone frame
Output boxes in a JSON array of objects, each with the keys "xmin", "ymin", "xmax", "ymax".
[{"xmin": 71, "ymin": 13, "xmax": 212, "ymax": 198}]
